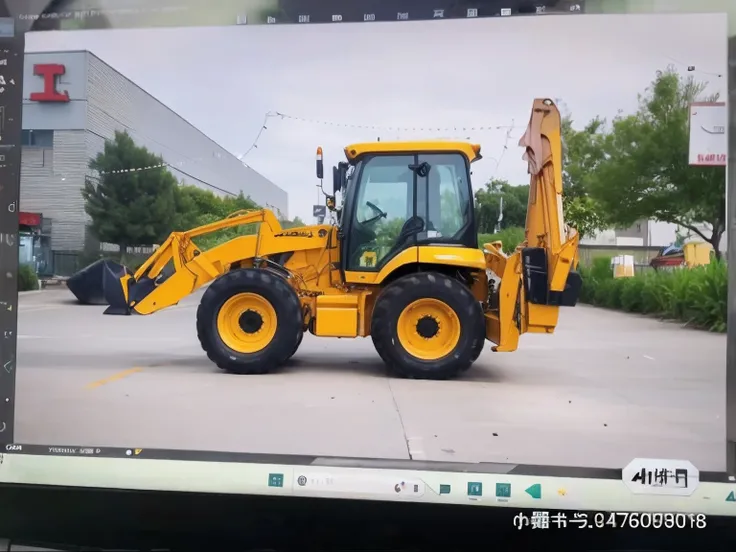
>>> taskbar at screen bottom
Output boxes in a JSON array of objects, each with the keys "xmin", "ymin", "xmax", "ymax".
[
  {"xmin": 0, "ymin": 447, "xmax": 734, "ymax": 518},
  {"xmin": 0, "ymin": 443, "xmax": 728, "ymax": 480}
]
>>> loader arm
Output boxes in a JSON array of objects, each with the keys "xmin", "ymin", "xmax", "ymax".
[
  {"xmin": 101, "ymin": 208, "xmax": 287, "ymax": 315},
  {"xmin": 132, "ymin": 208, "xmax": 282, "ymax": 282},
  {"xmin": 483, "ymin": 98, "xmax": 581, "ymax": 352}
]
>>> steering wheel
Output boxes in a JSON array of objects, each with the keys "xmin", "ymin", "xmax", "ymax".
[{"xmin": 362, "ymin": 201, "xmax": 388, "ymax": 225}]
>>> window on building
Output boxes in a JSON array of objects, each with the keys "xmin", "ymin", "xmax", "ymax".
[{"xmin": 22, "ymin": 130, "xmax": 54, "ymax": 147}]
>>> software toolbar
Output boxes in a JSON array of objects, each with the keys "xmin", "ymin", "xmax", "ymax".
[{"xmin": 18, "ymin": 1, "xmax": 586, "ymax": 31}]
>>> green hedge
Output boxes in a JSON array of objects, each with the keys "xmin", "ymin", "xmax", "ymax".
[
  {"xmin": 579, "ymin": 256, "xmax": 727, "ymax": 332},
  {"xmin": 18, "ymin": 264, "xmax": 39, "ymax": 292},
  {"xmin": 478, "ymin": 227, "xmax": 526, "ymax": 255}
]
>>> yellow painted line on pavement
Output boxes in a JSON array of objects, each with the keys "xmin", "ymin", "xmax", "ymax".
[{"xmin": 85, "ymin": 367, "xmax": 143, "ymax": 390}]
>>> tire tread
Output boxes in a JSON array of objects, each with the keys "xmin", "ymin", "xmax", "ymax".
[
  {"xmin": 371, "ymin": 271, "xmax": 485, "ymax": 380},
  {"xmin": 196, "ymin": 269, "xmax": 302, "ymax": 374}
]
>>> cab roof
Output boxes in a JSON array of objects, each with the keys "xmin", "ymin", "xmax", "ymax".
[{"xmin": 343, "ymin": 141, "xmax": 482, "ymax": 164}]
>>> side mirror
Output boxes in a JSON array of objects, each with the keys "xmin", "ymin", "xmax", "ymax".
[
  {"xmin": 316, "ymin": 147, "xmax": 324, "ymax": 180},
  {"xmin": 332, "ymin": 166, "xmax": 340, "ymax": 195},
  {"xmin": 333, "ymin": 162, "xmax": 348, "ymax": 195}
]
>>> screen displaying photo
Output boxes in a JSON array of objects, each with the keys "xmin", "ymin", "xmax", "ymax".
[{"xmin": 13, "ymin": 11, "xmax": 728, "ymax": 471}]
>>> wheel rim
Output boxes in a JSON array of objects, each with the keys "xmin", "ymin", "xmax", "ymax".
[
  {"xmin": 396, "ymin": 298, "xmax": 461, "ymax": 361},
  {"xmin": 216, "ymin": 292, "xmax": 278, "ymax": 354}
]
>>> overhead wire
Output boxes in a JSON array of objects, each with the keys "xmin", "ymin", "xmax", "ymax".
[
  {"xmin": 61, "ymin": 106, "xmax": 524, "ymax": 220},
  {"xmin": 270, "ymin": 111, "xmax": 524, "ymax": 133},
  {"xmin": 88, "ymin": 106, "xmax": 229, "ymax": 171},
  {"xmin": 85, "ymin": 165, "xmax": 237, "ymax": 197},
  {"xmin": 489, "ymin": 121, "xmax": 517, "ymax": 180},
  {"xmin": 661, "ymin": 53, "xmax": 724, "ymax": 80},
  {"xmin": 77, "ymin": 106, "xmax": 246, "ymax": 197},
  {"xmin": 236, "ymin": 111, "xmax": 277, "ymax": 165},
  {"xmin": 82, "ymin": 111, "xmax": 280, "ymax": 176}
]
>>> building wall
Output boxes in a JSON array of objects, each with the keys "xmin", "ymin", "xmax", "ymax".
[
  {"xmin": 20, "ymin": 131, "xmax": 89, "ymax": 251},
  {"xmin": 580, "ymin": 219, "xmax": 727, "ymax": 251},
  {"xmin": 613, "ymin": 219, "xmax": 648, "ymax": 244},
  {"xmin": 20, "ymin": 50, "xmax": 288, "ymax": 253},
  {"xmin": 83, "ymin": 52, "xmax": 288, "ymax": 216},
  {"xmin": 647, "ymin": 220, "xmax": 679, "ymax": 248},
  {"xmin": 21, "ymin": 53, "xmax": 90, "ymax": 250},
  {"xmin": 21, "ymin": 51, "xmax": 88, "ymax": 130}
]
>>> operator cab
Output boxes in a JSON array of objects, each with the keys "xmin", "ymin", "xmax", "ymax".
[{"xmin": 326, "ymin": 142, "xmax": 481, "ymax": 272}]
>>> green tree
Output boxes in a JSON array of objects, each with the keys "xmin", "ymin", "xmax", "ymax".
[
  {"xmin": 221, "ymin": 191, "xmax": 259, "ymax": 216},
  {"xmin": 474, "ymin": 179, "xmax": 529, "ymax": 233},
  {"xmin": 560, "ymin": 115, "xmax": 608, "ymax": 238},
  {"xmin": 376, "ymin": 217, "xmax": 406, "ymax": 249},
  {"xmin": 280, "ymin": 216, "xmax": 307, "ymax": 229},
  {"xmin": 587, "ymin": 68, "xmax": 725, "ymax": 258},
  {"xmin": 172, "ymin": 184, "xmax": 217, "ymax": 231},
  {"xmin": 82, "ymin": 131, "xmax": 178, "ymax": 254},
  {"xmin": 172, "ymin": 185, "xmax": 260, "ymax": 250}
]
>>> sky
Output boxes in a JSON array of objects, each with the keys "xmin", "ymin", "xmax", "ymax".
[{"xmin": 24, "ymin": 12, "xmax": 728, "ymax": 222}]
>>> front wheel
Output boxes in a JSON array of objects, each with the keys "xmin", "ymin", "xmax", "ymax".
[
  {"xmin": 371, "ymin": 272, "xmax": 485, "ymax": 380},
  {"xmin": 196, "ymin": 268, "xmax": 302, "ymax": 374}
]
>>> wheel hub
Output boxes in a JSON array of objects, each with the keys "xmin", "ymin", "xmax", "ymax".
[
  {"xmin": 415, "ymin": 315, "xmax": 440, "ymax": 339},
  {"xmin": 239, "ymin": 309, "xmax": 264, "ymax": 334},
  {"xmin": 395, "ymin": 297, "xmax": 461, "ymax": 362}
]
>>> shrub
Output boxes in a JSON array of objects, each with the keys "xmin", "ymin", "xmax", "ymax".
[
  {"xmin": 619, "ymin": 276, "xmax": 646, "ymax": 313},
  {"xmin": 579, "ymin": 259, "xmax": 727, "ymax": 333},
  {"xmin": 578, "ymin": 256, "xmax": 613, "ymax": 305},
  {"xmin": 590, "ymin": 256, "xmax": 614, "ymax": 281},
  {"xmin": 478, "ymin": 227, "xmax": 526, "ymax": 255},
  {"xmin": 18, "ymin": 264, "xmax": 39, "ymax": 292}
]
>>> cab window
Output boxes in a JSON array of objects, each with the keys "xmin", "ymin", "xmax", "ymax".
[
  {"xmin": 347, "ymin": 155, "xmax": 413, "ymax": 270},
  {"xmin": 415, "ymin": 153, "xmax": 472, "ymax": 243},
  {"xmin": 345, "ymin": 152, "xmax": 473, "ymax": 272}
]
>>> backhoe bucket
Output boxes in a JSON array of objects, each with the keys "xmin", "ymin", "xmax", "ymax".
[{"xmin": 67, "ymin": 259, "xmax": 133, "ymax": 314}]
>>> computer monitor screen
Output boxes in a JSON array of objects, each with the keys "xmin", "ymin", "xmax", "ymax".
[{"xmin": 8, "ymin": 7, "xmax": 729, "ymax": 482}]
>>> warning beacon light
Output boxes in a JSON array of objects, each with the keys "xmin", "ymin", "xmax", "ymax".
[{"xmin": 316, "ymin": 146, "xmax": 324, "ymax": 180}]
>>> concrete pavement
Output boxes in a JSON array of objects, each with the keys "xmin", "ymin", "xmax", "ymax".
[{"xmin": 14, "ymin": 289, "xmax": 727, "ymax": 470}]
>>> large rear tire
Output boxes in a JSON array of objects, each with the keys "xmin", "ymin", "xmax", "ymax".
[
  {"xmin": 286, "ymin": 330, "xmax": 304, "ymax": 362},
  {"xmin": 196, "ymin": 268, "xmax": 302, "ymax": 374},
  {"xmin": 371, "ymin": 272, "xmax": 485, "ymax": 380},
  {"xmin": 470, "ymin": 323, "xmax": 486, "ymax": 363}
]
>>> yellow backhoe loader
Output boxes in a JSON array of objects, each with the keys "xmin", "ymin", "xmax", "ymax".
[{"xmin": 72, "ymin": 98, "xmax": 581, "ymax": 380}]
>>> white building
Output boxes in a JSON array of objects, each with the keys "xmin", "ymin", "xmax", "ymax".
[
  {"xmin": 19, "ymin": 50, "xmax": 287, "ymax": 259},
  {"xmin": 580, "ymin": 219, "xmax": 725, "ymax": 252}
]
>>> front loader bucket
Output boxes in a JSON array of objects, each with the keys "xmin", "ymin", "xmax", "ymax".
[
  {"xmin": 67, "ymin": 259, "xmax": 133, "ymax": 314},
  {"xmin": 102, "ymin": 260, "xmax": 135, "ymax": 315}
]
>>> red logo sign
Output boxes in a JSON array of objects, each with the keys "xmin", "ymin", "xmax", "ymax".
[
  {"xmin": 696, "ymin": 153, "xmax": 727, "ymax": 165},
  {"xmin": 29, "ymin": 64, "xmax": 70, "ymax": 103},
  {"xmin": 19, "ymin": 212, "xmax": 41, "ymax": 227}
]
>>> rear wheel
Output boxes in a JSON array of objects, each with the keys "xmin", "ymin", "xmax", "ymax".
[
  {"xmin": 371, "ymin": 272, "xmax": 485, "ymax": 380},
  {"xmin": 286, "ymin": 330, "xmax": 304, "ymax": 362},
  {"xmin": 470, "ymin": 321, "xmax": 486, "ymax": 363},
  {"xmin": 196, "ymin": 268, "xmax": 302, "ymax": 374}
]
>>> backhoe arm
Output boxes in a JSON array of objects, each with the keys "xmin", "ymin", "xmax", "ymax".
[{"xmin": 483, "ymin": 98, "xmax": 581, "ymax": 352}]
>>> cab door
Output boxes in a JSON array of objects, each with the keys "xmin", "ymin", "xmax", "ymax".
[
  {"xmin": 342, "ymin": 152, "xmax": 476, "ymax": 284},
  {"xmin": 343, "ymin": 155, "xmax": 417, "ymax": 278}
]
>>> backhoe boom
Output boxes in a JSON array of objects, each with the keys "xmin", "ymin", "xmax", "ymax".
[{"xmin": 482, "ymin": 98, "xmax": 581, "ymax": 352}]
